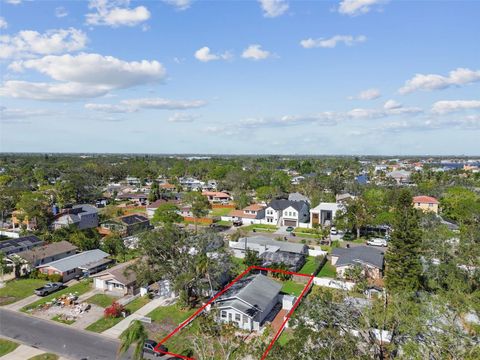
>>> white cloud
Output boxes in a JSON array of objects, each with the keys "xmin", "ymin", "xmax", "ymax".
[
  {"xmin": 10, "ymin": 53, "xmax": 166, "ymax": 88},
  {"xmin": 431, "ymin": 100, "xmax": 480, "ymax": 114},
  {"xmin": 86, "ymin": 0, "xmax": 150, "ymax": 27},
  {"xmin": 55, "ymin": 7, "xmax": 69, "ymax": 18},
  {"xmin": 0, "ymin": 17, "xmax": 7, "ymax": 29},
  {"xmin": 194, "ymin": 47, "xmax": 232, "ymax": 62},
  {"xmin": 300, "ymin": 35, "xmax": 367, "ymax": 49},
  {"xmin": 349, "ymin": 88, "xmax": 380, "ymax": 100},
  {"xmin": 168, "ymin": 112, "xmax": 199, "ymax": 122},
  {"xmin": 0, "ymin": 28, "xmax": 88, "ymax": 59},
  {"xmin": 347, "ymin": 105, "xmax": 422, "ymax": 119},
  {"xmin": 338, "ymin": 0, "xmax": 388, "ymax": 16},
  {"xmin": 2, "ymin": 53, "xmax": 166, "ymax": 101},
  {"xmin": 399, "ymin": 68, "xmax": 480, "ymax": 94},
  {"xmin": 383, "ymin": 99, "xmax": 402, "ymax": 110},
  {"xmin": 85, "ymin": 98, "xmax": 207, "ymax": 113},
  {"xmin": 258, "ymin": 0, "xmax": 289, "ymax": 18},
  {"xmin": 5, "ymin": 0, "xmax": 22, "ymax": 4},
  {"xmin": 241, "ymin": 44, "xmax": 271, "ymax": 60},
  {"xmin": 238, "ymin": 112, "xmax": 340, "ymax": 129},
  {"xmin": 162, "ymin": 0, "xmax": 192, "ymax": 11},
  {"xmin": 0, "ymin": 106, "xmax": 54, "ymax": 120}
]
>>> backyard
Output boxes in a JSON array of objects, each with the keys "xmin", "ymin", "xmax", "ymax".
[
  {"xmin": 317, "ymin": 261, "xmax": 337, "ymax": 278},
  {"xmin": 0, "ymin": 278, "xmax": 47, "ymax": 306},
  {"xmin": 298, "ymin": 256, "xmax": 321, "ymax": 275},
  {"xmin": 281, "ymin": 280, "xmax": 306, "ymax": 297}
]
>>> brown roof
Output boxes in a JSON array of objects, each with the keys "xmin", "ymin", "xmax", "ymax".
[
  {"xmin": 15, "ymin": 241, "xmax": 77, "ymax": 264},
  {"xmin": 413, "ymin": 196, "xmax": 439, "ymax": 204},
  {"xmin": 202, "ymin": 191, "xmax": 230, "ymax": 198},
  {"xmin": 159, "ymin": 183, "xmax": 176, "ymax": 189},
  {"xmin": 243, "ymin": 204, "xmax": 265, "ymax": 211},
  {"xmin": 147, "ymin": 199, "xmax": 179, "ymax": 209},
  {"xmin": 229, "ymin": 209, "xmax": 256, "ymax": 219},
  {"xmin": 93, "ymin": 260, "xmax": 137, "ymax": 286}
]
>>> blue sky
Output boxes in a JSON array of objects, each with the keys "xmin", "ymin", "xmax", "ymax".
[{"xmin": 1, "ymin": 0, "xmax": 479, "ymax": 155}]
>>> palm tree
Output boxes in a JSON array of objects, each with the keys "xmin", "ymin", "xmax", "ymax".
[
  {"xmin": 118, "ymin": 320, "xmax": 148, "ymax": 360},
  {"xmin": 196, "ymin": 253, "xmax": 214, "ymax": 297}
]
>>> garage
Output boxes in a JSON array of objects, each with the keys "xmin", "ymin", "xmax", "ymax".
[{"xmin": 283, "ymin": 219, "xmax": 297, "ymax": 227}]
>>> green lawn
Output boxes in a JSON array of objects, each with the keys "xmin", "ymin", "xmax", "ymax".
[
  {"xmin": 51, "ymin": 314, "xmax": 75, "ymax": 325},
  {"xmin": 147, "ymin": 304, "xmax": 196, "ymax": 324},
  {"xmin": 0, "ymin": 279, "xmax": 47, "ymax": 306},
  {"xmin": 0, "ymin": 339, "xmax": 19, "ymax": 356},
  {"xmin": 215, "ymin": 220, "xmax": 233, "ymax": 226},
  {"xmin": 210, "ymin": 207, "xmax": 233, "ymax": 217},
  {"xmin": 231, "ymin": 256, "xmax": 248, "ymax": 274},
  {"xmin": 85, "ymin": 296, "xmax": 151, "ymax": 333},
  {"xmin": 278, "ymin": 330, "xmax": 294, "ymax": 346},
  {"xmin": 318, "ymin": 261, "xmax": 337, "ymax": 278},
  {"xmin": 243, "ymin": 224, "xmax": 278, "ymax": 232},
  {"xmin": 22, "ymin": 281, "xmax": 92, "ymax": 312},
  {"xmin": 85, "ymin": 293, "xmax": 119, "ymax": 308},
  {"xmin": 281, "ymin": 280, "xmax": 306, "ymax": 297},
  {"xmin": 28, "ymin": 354, "xmax": 59, "ymax": 360},
  {"xmin": 298, "ymin": 256, "xmax": 320, "ymax": 275}
]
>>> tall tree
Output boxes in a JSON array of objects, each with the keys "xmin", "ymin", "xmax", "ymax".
[
  {"xmin": 385, "ymin": 189, "xmax": 422, "ymax": 293},
  {"xmin": 184, "ymin": 192, "xmax": 210, "ymax": 232},
  {"xmin": 151, "ymin": 203, "xmax": 182, "ymax": 226},
  {"xmin": 118, "ymin": 320, "xmax": 147, "ymax": 360}
]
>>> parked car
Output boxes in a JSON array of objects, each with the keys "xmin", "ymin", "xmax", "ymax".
[
  {"xmin": 366, "ymin": 238, "xmax": 387, "ymax": 247},
  {"xmin": 286, "ymin": 226, "xmax": 294, "ymax": 232},
  {"xmin": 330, "ymin": 227, "xmax": 338, "ymax": 235},
  {"xmin": 143, "ymin": 339, "xmax": 168, "ymax": 357},
  {"xmin": 233, "ymin": 219, "xmax": 243, "ymax": 227},
  {"xmin": 34, "ymin": 282, "xmax": 64, "ymax": 296}
]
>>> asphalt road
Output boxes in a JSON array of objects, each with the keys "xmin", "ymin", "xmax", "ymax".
[{"xmin": 0, "ymin": 308, "xmax": 132, "ymax": 360}]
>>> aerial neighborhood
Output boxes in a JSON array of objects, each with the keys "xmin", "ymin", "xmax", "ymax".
[{"xmin": 0, "ymin": 155, "xmax": 479, "ymax": 360}]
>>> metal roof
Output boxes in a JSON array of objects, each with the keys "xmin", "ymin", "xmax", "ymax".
[
  {"xmin": 236, "ymin": 236, "xmax": 308, "ymax": 255},
  {"xmin": 37, "ymin": 249, "xmax": 110, "ymax": 272}
]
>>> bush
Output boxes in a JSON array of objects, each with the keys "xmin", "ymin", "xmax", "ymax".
[
  {"xmin": 48, "ymin": 274, "xmax": 63, "ymax": 283},
  {"xmin": 104, "ymin": 302, "xmax": 126, "ymax": 318}
]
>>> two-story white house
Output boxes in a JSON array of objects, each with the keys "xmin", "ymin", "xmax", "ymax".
[
  {"xmin": 264, "ymin": 199, "xmax": 310, "ymax": 227},
  {"xmin": 214, "ymin": 273, "xmax": 282, "ymax": 331}
]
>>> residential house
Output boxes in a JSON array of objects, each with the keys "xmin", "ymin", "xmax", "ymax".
[
  {"xmin": 202, "ymin": 191, "xmax": 232, "ymax": 204},
  {"xmin": 214, "ymin": 273, "xmax": 282, "ymax": 331},
  {"xmin": 310, "ymin": 202, "xmax": 343, "ymax": 227},
  {"xmin": 386, "ymin": 170, "xmax": 411, "ymax": 184},
  {"xmin": 0, "ymin": 235, "xmax": 44, "ymax": 255},
  {"xmin": 117, "ymin": 193, "xmax": 148, "ymax": 205},
  {"xmin": 264, "ymin": 199, "xmax": 310, "ymax": 227},
  {"xmin": 100, "ymin": 214, "xmax": 151, "ymax": 237},
  {"xmin": 126, "ymin": 176, "xmax": 141, "ymax": 186},
  {"xmin": 202, "ymin": 180, "xmax": 218, "ymax": 191},
  {"xmin": 179, "ymin": 177, "xmax": 204, "ymax": 191},
  {"xmin": 291, "ymin": 176, "xmax": 305, "ymax": 185},
  {"xmin": 335, "ymin": 193, "xmax": 355, "ymax": 204},
  {"xmin": 91, "ymin": 261, "xmax": 138, "ymax": 296},
  {"xmin": 146, "ymin": 199, "xmax": 180, "ymax": 219},
  {"xmin": 159, "ymin": 183, "xmax": 177, "ymax": 192},
  {"xmin": 228, "ymin": 204, "xmax": 265, "ymax": 225},
  {"xmin": 331, "ymin": 246, "xmax": 385, "ymax": 280},
  {"xmin": 413, "ymin": 196, "xmax": 439, "ymax": 214},
  {"xmin": 52, "ymin": 204, "xmax": 99, "ymax": 230},
  {"xmin": 288, "ymin": 192, "xmax": 310, "ymax": 204},
  {"xmin": 13, "ymin": 241, "xmax": 77, "ymax": 276},
  {"xmin": 37, "ymin": 249, "xmax": 111, "ymax": 282},
  {"xmin": 229, "ymin": 236, "xmax": 308, "ymax": 271}
]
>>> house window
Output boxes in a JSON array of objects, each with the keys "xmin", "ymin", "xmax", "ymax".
[
  {"xmin": 221, "ymin": 311, "xmax": 227, "ymax": 318},
  {"xmin": 293, "ymin": 211, "xmax": 296, "ymax": 217},
  {"xmin": 235, "ymin": 313, "xmax": 241, "ymax": 322}
]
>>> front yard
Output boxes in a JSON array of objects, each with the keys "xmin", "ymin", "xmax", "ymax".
[
  {"xmin": 85, "ymin": 293, "xmax": 119, "ymax": 308},
  {"xmin": 85, "ymin": 296, "xmax": 151, "ymax": 333},
  {"xmin": 210, "ymin": 207, "xmax": 233, "ymax": 217},
  {"xmin": 0, "ymin": 339, "xmax": 19, "ymax": 356},
  {"xmin": 22, "ymin": 280, "xmax": 92, "ymax": 312},
  {"xmin": 0, "ymin": 279, "xmax": 47, "ymax": 306},
  {"xmin": 317, "ymin": 261, "xmax": 337, "ymax": 278},
  {"xmin": 243, "ymin": 224, "xmax": 278, "ymax": 232}
]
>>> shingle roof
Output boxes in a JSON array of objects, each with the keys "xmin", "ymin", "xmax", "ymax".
[
  {"xmin": 0, "ymin": 235, "xmax": 44, "ymax": 255},
  {"xmin": 413, "ymin": 196, "xmax": 439, "ymax": 204},
  {"xmin": 331, "ymin": 246, "xmax": 384, "ymax": 269},
  {"xmin": 15, "ymin": 241, "xmax": 77, "ymax": 264},
  {"xmin": 267, "ymin": 199, "xmax": 307, "ymax": 212},
  {"xmin": 91, "ymin": 260, "xmax": 137, "ymax": 285},
  {"xmin": 37, "ymin": 249, "xmax": 110, "ymax": 272},
  {"xmin": 236, "ymin": 236, "xmax": 308, "ymax": 255},
  {"xmin": 218, "ymin": 274, "xmax": 282, "ymax": 313}
]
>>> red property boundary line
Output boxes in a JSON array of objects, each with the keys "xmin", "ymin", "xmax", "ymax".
[{"xmin": 154, "ymin": 265, "xmax": 314, "ymax": 360}]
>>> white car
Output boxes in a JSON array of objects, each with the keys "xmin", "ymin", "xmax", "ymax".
[
  {"xmin": 367, "ymin": 238, "xmax": 387, "ymax": 247},
  {"xmin": 330, "ymin": 227, "xmax": 338, "ymax": 235}
]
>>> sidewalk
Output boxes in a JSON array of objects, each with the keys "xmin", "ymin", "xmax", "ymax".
[
  {"xmin": 0, "ymin": 344, "xmax": 70, "ymax": 360},
  {"xmin": 102, "ymin": 296, "xmax": 176, "ymax": 338}
]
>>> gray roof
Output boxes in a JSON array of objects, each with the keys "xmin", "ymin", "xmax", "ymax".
[
  {"xmin": 331, "ymin": 246, "xmax": 384, "ymax": 269},
  {"xmin": 0, "ymin": 235, "xmax": 44, "ymax": 255},
  {"xmin": 236, "ymin": 236, "xmax": 308, "ymax": 255},
  {"xmin": 218, "ymin": 274, "xmax": 282, "ymax": 313},
  {"xmin": 288, "ymin": 193, "xmax": 310, "ymax": 203},
  {"xmin": 267, "ymin": 199, "xmax": 307, "ymax": 212},
  {"xmin": 15, "ymin": 241, "xmax": 77, "ymax": 264},
  {"xmin": 260, "ymin": 251, "xmax": 305, "ymax": 272},
  {"xmin": 37, "ymin": 249, "xmax": 110, "ymax": 272}
]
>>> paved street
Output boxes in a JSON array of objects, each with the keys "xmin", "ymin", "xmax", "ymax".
[{"xmin": 0, "ymin": 308, "xmax": 132, "ymax": 360}]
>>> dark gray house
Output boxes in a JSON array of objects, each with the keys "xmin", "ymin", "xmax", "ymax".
[
  {"xmin": 331, "ymin": 245, "xmax": 385, "ymax": 280},
  {"xmin": 14, "ymin": 240, "xmax": 78, "ymax": 269},
  {"xmin": 214, "ymin": 274, "xmax": 282, "ymax": 331},
  {"xmin": 52, "ymin": 204, "xmax": 99, "ymax": 230},
  {"xmin": 0, "ymin": 235, "xmax": 44, "ymax": 255}
]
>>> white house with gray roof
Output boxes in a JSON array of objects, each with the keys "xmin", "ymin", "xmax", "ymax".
[
  {"xmin": 214, "ymin": 274, "xmax": 282, "ymax": 331},
  {"xmin": 264, "ymin": 199, "xmax": 310, "ymax": 227},
  {"xmin": 37, "ymin": 249, "xmax": 111, "ymax": 282},
  {"xmin": 52, "ymin": 204, "xmax": 99, "ymax": 231}
]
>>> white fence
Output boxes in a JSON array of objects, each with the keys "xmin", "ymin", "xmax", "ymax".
[
  {"xmin": 308, "ymin": 248, "xmax": 328, "ymax": 257},
  {"xmin": 313, "ymin": 277, "xmax": 355, "ymax": 291},
  {"xmin": 0, "ymin": 230, "xmax": 19, "ymax": 238}
]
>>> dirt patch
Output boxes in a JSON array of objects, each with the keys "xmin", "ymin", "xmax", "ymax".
[{"xmin": 0, "ymin": 296, "xmax": 16, "ymax": 305}]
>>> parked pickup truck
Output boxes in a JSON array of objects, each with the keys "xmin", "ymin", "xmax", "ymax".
[{"xmin": 34, "ymin": 282, "xmax": 64, "ymax": 296}]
